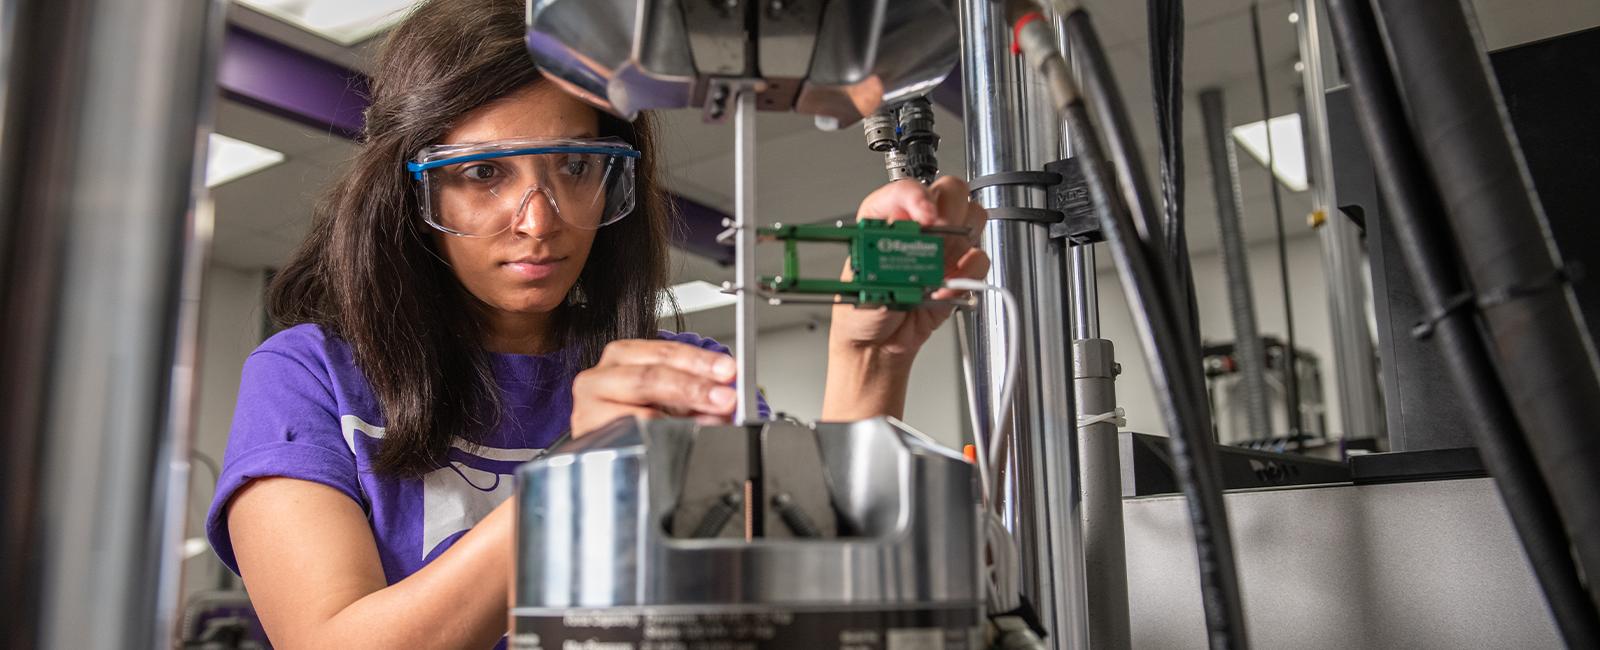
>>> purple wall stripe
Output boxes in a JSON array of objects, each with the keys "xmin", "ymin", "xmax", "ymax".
[{"xmin": 218, "ymin": 26, "xmax": 369, "ymax": 139}]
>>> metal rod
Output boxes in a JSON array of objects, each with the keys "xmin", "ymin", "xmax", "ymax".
[
  {"xmin": 1251, "ymin": 2, "xmax": 1305, "ymax": 447},
  {"xmin": 734, "ymin": 86, "xmax": 759, "ymax": 425},
  {"xmin": 1292, "ymin": 0, "xmax": 1384, "ymax": 441},
  {"xmin": 1323, "ymin": 0, "xmax": 1600, "ymax": 641},
  {"xmin": 1199, "ymin": 88, "xmax": 1272, "ymax": 442},
  {"xmin": 959, "ymin": 1, "xmax": 1088, "ymax": 646},
  {"xmin": 1069, "ymin": 245, "xmax": 1100, "ymax": 340}
]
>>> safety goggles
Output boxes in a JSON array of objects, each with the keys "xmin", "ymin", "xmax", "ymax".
[{"xmin": 407, "ymin": 137, "xmax": 641, "ymax": 237}]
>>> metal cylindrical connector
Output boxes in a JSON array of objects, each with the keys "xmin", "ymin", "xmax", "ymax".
[
  {"xmin": 884, "ymin": 150, "xmax": 914, "ymax": 182},
  {"xmin": 862, "ymin": 112, "xmax": 898, "ymax": 152}
]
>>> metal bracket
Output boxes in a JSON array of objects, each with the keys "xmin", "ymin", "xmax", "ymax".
[{"xmin": 1045, "ymin": 158, "xmax": 1104, "ymax": 245}]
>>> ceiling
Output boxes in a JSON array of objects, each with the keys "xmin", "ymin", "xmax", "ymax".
[{"xmin": 209, "ymin": 0, "xmax": 1600, "ymax": 339}]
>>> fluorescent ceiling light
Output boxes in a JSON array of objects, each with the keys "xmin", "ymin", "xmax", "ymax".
[
  {"xmin": 237, "ymin": 0, "xmax": 421, "ymax": 45},
  {"xmin": 206, "ymin": 133, "xmax": 286, "ymax": 188},
  {"xmin": 1231, "ymin": 113, "xmax": 1309, "ymax": 192},
  {"xmin": 660, "ymin": 280, "xmax": 737, "ymax": 318}
]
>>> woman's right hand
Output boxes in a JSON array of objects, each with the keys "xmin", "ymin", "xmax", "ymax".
[{"xmin": 570, "ymin": 339, "xmax": 740, "ymax": 436}]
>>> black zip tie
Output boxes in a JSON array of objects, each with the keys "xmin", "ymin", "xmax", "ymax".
[
  {"xmin": 1477, "ymin": 264, "xmax": 1583, "ymax": 311},
  {"xmin": 1412, "ymin": 292, "xmax": 1475, "ymax": 340},
  {"xmin": 1413, "ymin": 264, "xmax": 1583, "ymax": 340}
]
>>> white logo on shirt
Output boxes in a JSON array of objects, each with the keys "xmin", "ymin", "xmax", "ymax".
[{"xmin": 340, "ymin": 415, "xmax": 542, "ymax": 559}]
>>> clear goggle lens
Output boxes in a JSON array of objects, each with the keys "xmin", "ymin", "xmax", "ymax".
[{"xmin": 408, "ymin": 137, "xmax": 639, "ymax": 237}]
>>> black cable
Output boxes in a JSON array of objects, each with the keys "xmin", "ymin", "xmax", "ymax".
[
  {"xmin": 1324, "ymin": 0, "xmax": 1600, "ymax": 644},
  {"xmin": 1049, "ymin": 14, "xmax": 1250, "ymax": 648},
  {"xmin": 1148, "ymin": 0, "xmax": 1198, "ymax": 347},
  {"xmin": 1062, "ymin": 13, "xmax": 1180, "ymax": 318},
  {"xmin": 1369, "ymin": 0, "xmax": 1600, "ymax": 619},
  {"xmin": 1249, "ymin": 3, "xmax": 1303, "ymax": 449},
  {"xmin": 1064, "ymin": 101, "xmax": 1249, "ymax": 650}
]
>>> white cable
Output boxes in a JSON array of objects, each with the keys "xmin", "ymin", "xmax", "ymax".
[
  {"xmin": 946, "ymin": 279, "xmax": 1025, "ymax": 616},
  {"xmin": 953, "ymin": 315, "xmax": 993, "ymax": 508},
  {"xmin": 945, "ymin": 278, "xmax": 1020, "ymax": 499}
]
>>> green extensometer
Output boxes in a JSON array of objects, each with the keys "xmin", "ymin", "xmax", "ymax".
[{"xmin": 758, "ymin": 218, "xmax": 955, "ymax": 309}]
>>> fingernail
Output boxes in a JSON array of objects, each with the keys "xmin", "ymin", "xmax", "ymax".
[
  {"xmin": 713, "ymin": 356, "xmax": 737, "ymax": 379},
  {"xmin": 710, "ymin": 385, "xmax": 736, "ymax": 409}
]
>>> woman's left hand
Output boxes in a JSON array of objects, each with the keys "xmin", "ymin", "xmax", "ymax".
[
  {"xmin": 821, "ymin": 176, "xmax": 990, "ymax": 421},
  {"xmin": 831, "ymin": 176, "xmax": 991, "ymax": 356}
]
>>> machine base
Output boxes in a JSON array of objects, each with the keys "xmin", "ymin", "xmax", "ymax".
[{"xmin": 512, "ymin": 605, "xmax": 982, "ymax": 650}]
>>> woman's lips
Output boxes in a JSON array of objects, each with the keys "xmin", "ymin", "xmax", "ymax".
[{"xmin": 503, "ymin": 256, "xmax": 565, "ymax": 280}]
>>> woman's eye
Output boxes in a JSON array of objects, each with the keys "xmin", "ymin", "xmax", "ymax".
[
  {"xmin": 563, "ymin": 161, "xmax": 590, "ymax": 176},
  {"xmin": 463, "ymin": 164, "xmax": 498, "ymax": 180}
]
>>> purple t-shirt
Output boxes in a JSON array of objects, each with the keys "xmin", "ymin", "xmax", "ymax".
[{"xmin": 207, "ymin": 323, "xmax": 762, "ymax": 587}]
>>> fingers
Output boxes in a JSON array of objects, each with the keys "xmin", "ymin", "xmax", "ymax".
[
  {"xmin": 572, "ymin": 340, "xmax": 741, "ymax": 437},
  {"xmin": 576, "ymin": 362, "xmax": 738, "ymax": 414},
  {"xmin": 931, "ymin": 248, "xmax": 993, "ymax": 300},
  {"xmin": 596, "ymin": 338, "xmax": 737, "ymax": 382},
  {"xmin": 856, "ymin": 178, "xmax": 937, "ymax": 224}
]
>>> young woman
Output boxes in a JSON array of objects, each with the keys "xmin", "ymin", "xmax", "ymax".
[{"xmin": 206, "ymin": 0, "xmax": 989, "ymax": 648}]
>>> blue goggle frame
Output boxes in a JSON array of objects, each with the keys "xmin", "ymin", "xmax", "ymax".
[{"xmin": 406, "ymin": 145, "xmax": 641, "ymax": 180}]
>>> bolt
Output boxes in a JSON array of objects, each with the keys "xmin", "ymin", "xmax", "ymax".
[
  {"xmin": 771, "ymin": 492, "xmax": 821, "ymax": 538},
  {"xmin": 691, "ymin": 489, "xmax": 744, "ymax": 538}
]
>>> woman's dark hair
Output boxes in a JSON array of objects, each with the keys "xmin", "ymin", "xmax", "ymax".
[{"xmin": 267, "ymin": 0, "xmax": 675, "ymax": 477}]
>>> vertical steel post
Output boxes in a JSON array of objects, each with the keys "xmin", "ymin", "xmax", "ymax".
[
  {"xmin": 734, "ymin": 86, "xmax": 759, "ymax": 425},
  {"xmin": 0, "ymin": 0, "xmax": 224, "ymax": 648},
  {"xmin": 1199, "ymin": 88, "xmax": 1272, "ymax": 442},
  {"xmin": 1056, "ymin": 16, "xmax": 1129, "ymax": 650},
  {"xmin": 959, "ymin": 1, "xmax": 1089, "ymax": 647},
  {"xmin": 1293, "ymin": 0, "xmax": 1384, "ymax": 441}
]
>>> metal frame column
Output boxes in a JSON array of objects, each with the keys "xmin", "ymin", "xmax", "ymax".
[
  {"xmin": 959, "ymin": 1, "xmax": 1088, "ymax": 646},
  {"xmin": 0, "ymin": 0, "xmax": 226, "ymax": 647},
  {"xmin": 1293, "ymin": 0, "xmax": 1384, "ymax": 441}
]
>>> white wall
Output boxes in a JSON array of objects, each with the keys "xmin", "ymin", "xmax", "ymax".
[
  {"xmin": 182, "ymin": 263, "xmax": 267, "ymax": 599},
  {"xmin": 752, "ymin": 319, "xmax": 969, "ymax": 450},
  {"xmin": 1098, "ymin": 233, "xmax": 1337, "ymax": 437}
]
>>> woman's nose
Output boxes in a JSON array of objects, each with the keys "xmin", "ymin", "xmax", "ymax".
[{"xmin": 511, "ymin": 185, "xmax": 563, "ymax": 240}]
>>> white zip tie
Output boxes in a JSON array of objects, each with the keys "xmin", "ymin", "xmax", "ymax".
[{"xmin": 1077, "ymin": 407, "xmax": 1126, "ymax": 428}]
